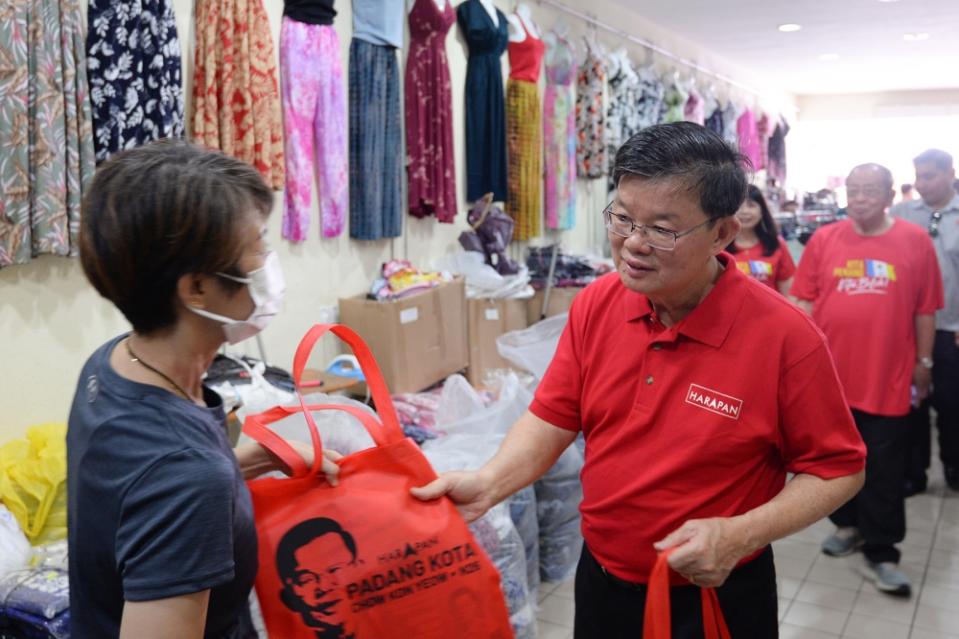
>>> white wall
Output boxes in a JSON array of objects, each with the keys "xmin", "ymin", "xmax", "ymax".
[
  {"xmin": 0, "ymin": 0, "xmax": 794, "ymax": 439},
  {"xmin": 788, "ymin": 89, "xmax": 959, "ymax": 195}
]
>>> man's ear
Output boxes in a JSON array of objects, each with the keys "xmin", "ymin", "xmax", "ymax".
[{"xmin": 713, "ymin": 216, "xmax": 740, "ymax": 254}]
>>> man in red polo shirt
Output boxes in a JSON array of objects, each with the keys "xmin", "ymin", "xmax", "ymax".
[
  {"xmin": 792, "ymin": 163, "xmax": 943, "ymax": 597},
  {"xmin": 413, "ymin": 122, "xmax": 865, "ymax": 638}
]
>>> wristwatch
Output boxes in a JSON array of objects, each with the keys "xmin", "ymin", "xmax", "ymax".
[{"xmin": 919, "ymin": 356, "xmax": 934, "ymax": 370}]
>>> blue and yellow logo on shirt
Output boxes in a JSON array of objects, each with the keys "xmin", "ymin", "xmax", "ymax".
[
  {"xmin": 736, "ymin": 260, "xmax": 773, "ymax": 280},
  {"xmin": 833, "ymin": 259, "xmax": 897, "ymax": 295}
]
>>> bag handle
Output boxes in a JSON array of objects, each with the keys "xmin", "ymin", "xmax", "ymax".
[
  {"xmin": 292, "ymin": 324, "xmax": 404, "ymax": 444},
  {"xmin": 244, "ymin": 403, "xmax": 387, "ymax": 479},
  {"xmin": 642, "ymin": 549, "xmax": 731, "ymax": 639}
]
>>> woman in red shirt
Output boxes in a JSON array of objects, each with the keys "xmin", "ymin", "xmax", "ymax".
[{"xmin": 727, "ymin": 185, "xmax": 796, "ymax": 295}]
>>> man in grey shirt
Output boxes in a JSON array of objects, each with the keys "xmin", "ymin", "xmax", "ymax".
[{"xmin": 892, "ymin": 149, "xmax": 959, "ymax": 493}]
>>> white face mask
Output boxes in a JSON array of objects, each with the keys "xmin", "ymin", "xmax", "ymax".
[{"xmin": 189, "ymin": 251, "xmax": 286, "ymax": 344}]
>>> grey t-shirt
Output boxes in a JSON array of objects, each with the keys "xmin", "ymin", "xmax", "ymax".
[
  {"xmin": 891, "ymin": 193, "xmax": 959, "ymax": 331},
  {"xmin": 67, "ymin": 335, "xmax": 258, "ymax": 638}
]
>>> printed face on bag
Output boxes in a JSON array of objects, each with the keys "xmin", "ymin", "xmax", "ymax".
[{"xmin": 278, "ymin": 518, "xmax": 359, "ymax": 638}]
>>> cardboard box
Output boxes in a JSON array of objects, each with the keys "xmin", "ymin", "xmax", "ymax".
[
  {"xmin": 338, "ymin": 278, "xmax": 468, "ymax": 394},
  {"xmin": 526, "ymin": 286, "xmax": 585, "ymax": 325},
  {"xmin": 466, "ymin": 298, "xmax": 529, "ymax": 388}
]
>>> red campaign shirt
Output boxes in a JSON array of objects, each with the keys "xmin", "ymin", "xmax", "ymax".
[
  {"xmin": 731, "ymin": 237, "xmax": 796, "ymax": 290},
  {"xmin": 791, "ymin": 219, "xmax": 944, "ymax": 416},
  {"xmin": 530, "ymin": 253, "xmax": 865, "ymax": 584}
]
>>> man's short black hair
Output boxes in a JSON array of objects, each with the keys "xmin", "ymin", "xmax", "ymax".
[
  {"xmin": 276, "ymin": 517, "xmax": 357, "ymax": 582},
  {"xmin": 612, "ymin": 122, "xmax": 749, "ymax": 221},
  {"xmin": 914, "ymin": 149, "xmax": 954, "ymax": 172}
]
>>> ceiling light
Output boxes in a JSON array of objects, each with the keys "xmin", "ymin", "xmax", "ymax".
[
  {"xmin": 903, "ymin": 32, "xmax": 931, "ymax": 41},
  {"xmin": 877, "ymin": 0, "xmax": 900, "ymax": 3},
  {"xmin": 778, "ymin": 23, "xmax": 802, "ymax": 32},
  {"xmin": 818, "ymin": 53, "xmax": 840, "ymax": 61}
]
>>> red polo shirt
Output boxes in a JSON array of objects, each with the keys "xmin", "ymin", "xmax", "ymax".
[
  {"xmin": 530, "ymin": 252, "xmax": 865, "ymax": 584},
  {"xmin": 731, "ymin": 237, "xmax": 796, "ymax": 291},
  {"xmin": 791, "ymin": 219, "xmax": 944, "ymax": 416}
]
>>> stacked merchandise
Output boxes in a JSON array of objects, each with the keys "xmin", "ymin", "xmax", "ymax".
[
  {"xmin": 0, "ymin": 536, "xmax": 70, "ymax": 639},
  {"xmin": 369, "ymin": 260, "xmax": 453, "ymax": 301},
  {"xmin": 526, "ymin": 245, "xmax": 611, "ymax": 289}
]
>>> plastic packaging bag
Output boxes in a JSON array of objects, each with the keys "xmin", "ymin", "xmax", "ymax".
[
  {"xmin": 469, "ymin": 504, "xmax": 536, "ymax": 639},
  {"xmin": 507, "ymin": 486, "xmax": 539, "ymax": 599},
  {"xmin": 535, "ymin": 445, "xmax": 584, "ymax": 583},
  {"xmin": 237, "ymin": 392, "xmax": 376, "ymax": 458},
  {"xmin": 496, "ymin": 313, "xmax": 568, "ymax": 380},
  {"xmin": 0, "ymin": 424, "xmax": 67, "ymax": 545},
  {"xmin": 0, "ymin": 568, "xmax": 69, "ymax": 620},
  {"xmin": 0, "ymin": 505, "xmax": 31, "ymax": 578}
]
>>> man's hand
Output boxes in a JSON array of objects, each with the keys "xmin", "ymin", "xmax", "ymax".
[
  {"xmin": 914, "ymin": 362, "xmax": 933, "ymax": 401},
  {"xmin": 411, "ymin": 470, "xmax": 496, "ymax": 523},
  {"xmin": 653, "ymin": 518, "xmax": 752, "ymax": 588}
]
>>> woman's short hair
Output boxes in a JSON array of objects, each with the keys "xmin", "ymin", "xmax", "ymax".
[{"xmin": 79, "ymin": 140, "xmax": 273, "ymax": 335}]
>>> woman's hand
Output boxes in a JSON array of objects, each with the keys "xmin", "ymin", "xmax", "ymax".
[{"xmin": 236, "ymin": 442, "xmax": 343, "ymax": 485}]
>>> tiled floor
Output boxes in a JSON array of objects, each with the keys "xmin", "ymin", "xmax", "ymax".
[{"xmin": 535, "ymin": 465, "xmax": 959, "ymax": 639}]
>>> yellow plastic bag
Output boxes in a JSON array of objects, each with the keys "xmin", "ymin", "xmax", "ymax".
[{"xmin": 0, "ymin": 423, "xmax": 67, "ymax": 545}]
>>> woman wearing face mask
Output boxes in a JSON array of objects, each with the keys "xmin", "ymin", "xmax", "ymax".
[
  {"xmin": 727, "ymin": 184, "xmax": 796, "ymax": 295},
  {"xmin": 67, "ymin": 140, "xmax": 340, "ymax": 639}
]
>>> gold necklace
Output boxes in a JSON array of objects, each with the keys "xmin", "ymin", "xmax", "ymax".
[{"xmin": 125, "ymin": 339, "xmax": 193, "ymax": 401}]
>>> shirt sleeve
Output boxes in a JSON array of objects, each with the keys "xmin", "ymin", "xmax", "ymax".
[
  {"xmin": 789, "ymin": 232, "xmax": 822, "ymax": 301},
  {"xmin": 915, "ymin": 232, "xmax": 945, "ymax": 315},
  {"xmin": 529, "ymin": 299, "xmax": 586, "ymax": 432},
  {"xmin": 116, "ymin": 449, "xmax": 238, "ymax": 601},
  {"xmin": 778, "ymin": 342, "xmax": 866, "ymax": 478},
  {"xmin": 776, "ymin": 238, "xmax": 797, "ymax": 283}
]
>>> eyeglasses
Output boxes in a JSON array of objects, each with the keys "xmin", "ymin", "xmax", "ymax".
[
  {"xmin": 929, "ymin": 210, "xmax": 942, "ymax": 238},
  {"xmin": 603, "ymin": 203, "xmax": 713, "ymax": 251}
]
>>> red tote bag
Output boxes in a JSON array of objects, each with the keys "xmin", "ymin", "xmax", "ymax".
[
  {"xmin": 244, "ymin": 324, "xmax": 514, "ymax": 639},
  {"xmin": 643, "ymin": 549, "xmax": 731, "ymax": 639}
]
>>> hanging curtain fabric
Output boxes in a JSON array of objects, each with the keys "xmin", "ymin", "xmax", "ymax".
[
  {"xmin": 660, "ymin": 76, "xmax": 688, "ymax": 123},
  {"xmin": 737, "ymin": 107, "xmax": 761, "ymax": 170},
  {"xmin": 605, "ymin": 51, "xmax": 641, "ymax": 179},
  {"xmin": 0, "ymin": 0, "xmax": 96, "ymax": 268},
  {"xmin": 279, "ymin": 5, "xmax": 348, "ymax": 241},
  {"xmin": 756, "ymin": 111, "xmax": 771, "ymax": 172},
  {"xmin": 767, "ymin": 116, "xmax": 790, "ymax": 183},
  {"xmin": 192, "ymin": 0, "xmax": 285, "ymax": 190},
  {"xmin": 86, "ymin": 0, "xmax": 185, "ymax": 163},
  {"xmin": 543, "ymin": 30, "xmax": 576, "ymax": 231},
  {"xmin": 349, "ymin": 0, "xmax": 404, "ymax": 240},
  {"xmin": 458, "ymin": 0, "xmax": 508, "ymax": 203},
  {"xmin": 683, "ymin": 86, "xmax": 705, "ymax": 125},
  {"xmin": 505, "ymin": 13, "xmax": 544, "ymax": 242},
  {"xmin": 575, "ymin": 42, "xmax": 605, "ymax": 179},
  {"xmin": 405, "ymin": 0, "xmax": 457, "ymax": 223}
]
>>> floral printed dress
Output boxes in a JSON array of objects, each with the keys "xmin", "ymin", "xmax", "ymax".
[{"xmin": 86, "ymin": 0, "xmax": 185, "ymax": 163}]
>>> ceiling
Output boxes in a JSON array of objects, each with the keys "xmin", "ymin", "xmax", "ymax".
[{"xmin": 613, "ymin": 0, "xmax": 959, "ymax": 95}]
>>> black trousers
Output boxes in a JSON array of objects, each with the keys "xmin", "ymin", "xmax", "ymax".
[
  {"xmin": 573, "ymin": 544, "xmax": 778, "ymax": 639},
  {"xmin": 906, "ymin": 330, "xmax": 959, "ymax": 478},
  {"xmin": 829, "ymin": 409, "xmax": 908, "ymax": 563}
]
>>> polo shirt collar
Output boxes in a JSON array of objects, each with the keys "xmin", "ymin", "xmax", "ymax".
[
  {"xmin": 917, "ymin": 192, "xmax": 959, "ymax": 214},
  {"xmin": 622, "ymin": 252, "xmax": 747, "ymax": 348}
]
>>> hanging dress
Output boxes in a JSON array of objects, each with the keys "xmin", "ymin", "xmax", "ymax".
[
  {"xmin": 86, "ymin": 0, "xmax": 184, "ymax": 163},
  {"xmin": 543, "ymin": 31, "xmax": 576, "ymax": 231},
  {"xmin": 605, "ymin": 54, "xmax": 641, "ymax": 179},
  {"xmin": 405, "ymin": 0, "xmax": 457, "ymax": 223},
  {"xmin": 575, "ymin": 44, "xmax": 605, "ymax": 179},
  {"xmin": 192, "ymin": 0, "xmax": 285, "ymax": 190},
  {"xmin": 505, "ymin": 14, "xmax": 544, "ymax": 242},
  {"xmin": 458, "ymin": 0, "xmax": 508, "ymax": 203},
  {"xmin": 1, "ymin": 0, "xmax": 96, "ymax": 267},
  {"xmin": 348, "ymin": 0, "xmax": 404, "ymax": 240}
]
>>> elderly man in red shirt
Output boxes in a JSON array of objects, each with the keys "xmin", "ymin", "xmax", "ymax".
[
  {"xmin": 792, "ymin": 163, "xmax": 943, "ymax": 598},
  {"xmin": 414, "ymin": 122, "xmax": 865, "ymax": 638}
]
